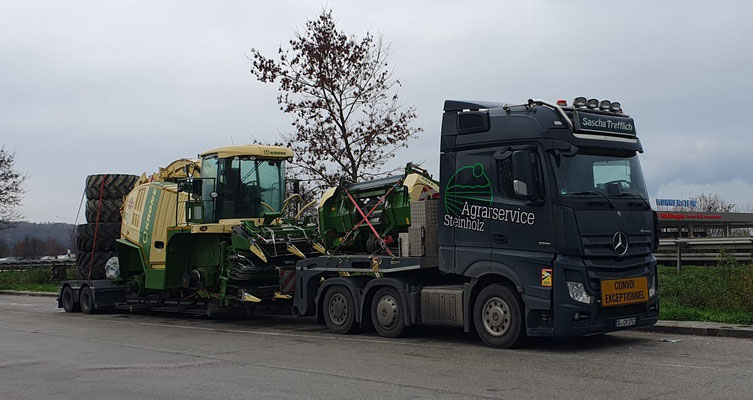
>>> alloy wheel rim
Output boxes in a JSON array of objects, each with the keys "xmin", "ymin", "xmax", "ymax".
[{"xmin": 482, "ymin": 296, "xmax": 511, "ymax": 337}]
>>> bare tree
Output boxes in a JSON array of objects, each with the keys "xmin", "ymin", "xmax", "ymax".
[
  {"xmin": 249, "ymin": 9, "xmax": 421, "ymax": 193},
  {"xmin": 0, "ymin": 146, "xmax": 26, "ymax": 230}
]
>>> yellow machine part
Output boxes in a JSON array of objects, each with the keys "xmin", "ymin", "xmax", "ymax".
[
  {"xmin": 121, "ymin": 182, "xmax": 187, "ymax": 269},
  {"xmin": 136, "ymin": 158, "xmax": 201, "ymax": 186},
  {"xmin": 403, "ymin": 172, "xmax": 439, "ymax": 201},
  {"xmin": 199, "ymin": 145, "xmax": 293, "ymax": 159}
]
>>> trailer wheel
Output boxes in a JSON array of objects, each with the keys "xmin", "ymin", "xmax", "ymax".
[
  {"xmin": 322, "ymin": 286, "xmax": 357, "ymax": 334},
  {"xmin": 473, "ymin": 284, "xmax": 526, "ymax": 348},
  {"xmin": 80, "ymin": 286, "xmax": 95, "ymax": 314},
  {"xmin": 371, "ymin": 287, "xmax": 406, "ymax": 338},
  {"xmin": 61, "ymin": 286, "xmax": 80, "ymax": 313}
]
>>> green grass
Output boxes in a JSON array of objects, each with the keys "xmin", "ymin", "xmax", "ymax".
[
  {"xmin": 658, "ymin": 264, "xmax": 753, "ymax": 325},
  {"xmin": 0, "ymin": 268, "xmax": 65, "ymax": 293}
]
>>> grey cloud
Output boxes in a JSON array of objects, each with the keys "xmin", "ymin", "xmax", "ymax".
[{"xmin": 1, "ymin": 0, "xmax": 752, "ymax": 221}]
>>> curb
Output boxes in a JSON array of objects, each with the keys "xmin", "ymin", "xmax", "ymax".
[
  {"xmin": 639, "ymin": 322, "xmax": 753, "ymax": 339},
  {"xmin": 0, "ymin": 290, "xmax": 57, "ymax": 298}
]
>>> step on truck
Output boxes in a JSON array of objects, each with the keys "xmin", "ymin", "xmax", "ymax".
[{"xmin": 59, "ymin": 97, "xmax": 659, "ymax": 349}]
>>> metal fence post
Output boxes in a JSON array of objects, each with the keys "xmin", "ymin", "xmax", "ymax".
[{"xmin": 676, "ymin": 241, "xmax": 682, "ymax": 273}]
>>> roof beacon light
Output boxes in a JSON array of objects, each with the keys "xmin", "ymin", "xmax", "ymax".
[
  {"xmin": 599, "ymin": 100, "xmax": 611, "ymax": 111},
  {"xmin": 610, "ymin": 101, "xmax": 622, "ymax": 112},
  {"xmin": 556, "ymin": 99, "xmax": 567, "ymax": 107},
  {"xmin": 573, "ymin": 97, "xmax": 587, "ymax": 108},
  {"xmin": 586, "ymin": 98, "xmax": 599, "ymax": 109}
]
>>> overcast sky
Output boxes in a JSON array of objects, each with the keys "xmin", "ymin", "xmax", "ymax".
[{"xmin": 2, "ymin": 0, "xmax": 753, "ymax": 222}]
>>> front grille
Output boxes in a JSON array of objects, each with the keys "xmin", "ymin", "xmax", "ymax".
[
  {"xmin": 582, "ymin": 233, "xmax": 652, "ymax": 259},
  {"xmin": 581, "ymin": 232, "xmax": 653, "ymax": 291}
]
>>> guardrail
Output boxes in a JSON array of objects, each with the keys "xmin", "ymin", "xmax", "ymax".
[
  {"xmin": 0, "ymin": 260, "xmax": 75, "ymax": 281},
  {"xmin": 656, "ymin": 237, "xmax": 753, "ymax": 271}
]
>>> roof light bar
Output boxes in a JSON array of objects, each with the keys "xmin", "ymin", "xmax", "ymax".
[
  {"xmin": 556, "ymin": 99, "xmax": 567, "ymax": 106},
  {"xmin": 586, "ymin": 98, "xmax": 599, "ymax": 109},
  {"xmin": 599, "ymin": 100, "xmax": 611, "ymax": 111},
  {"xmin": 610, "ymin": 101, "xmax": 622, "ymax": 112},
  {"xmin": 573, "ymin": 97, "xmax": 587, "ymax": 108}
]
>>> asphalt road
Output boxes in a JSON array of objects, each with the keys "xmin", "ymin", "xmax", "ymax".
[{"xmin": 1, "ymin": 295, "xmax": 752, "ymax": 400}]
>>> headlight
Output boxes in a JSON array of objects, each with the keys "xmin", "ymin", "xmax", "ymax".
[
  {"xmin": 649, "ymin": 274, "xmax": 657, "ymax": 297},
  {"xmin": 567, "ymin": 281, "xmax": 593, "ymax": 304}
]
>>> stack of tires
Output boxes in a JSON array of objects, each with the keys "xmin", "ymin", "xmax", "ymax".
[{"xmin": 76, "ymin": 174, "xmax": 138, "ymax": 280}]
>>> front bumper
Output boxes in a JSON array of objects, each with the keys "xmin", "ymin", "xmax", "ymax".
[{"xmin": 525, "ymin": 259, "xmax": 659, "ymax": 337}]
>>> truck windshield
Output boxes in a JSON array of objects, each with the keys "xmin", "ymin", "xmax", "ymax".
[
  {"xmin": 550, "ymin": 152, "xmax": 648, "ymax": 199},
  {"xmin": 212, "ymin": 157, "xmax": 285, "ymax": 219}
]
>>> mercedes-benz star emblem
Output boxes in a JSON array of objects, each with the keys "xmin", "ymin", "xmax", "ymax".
[{"xmin": 612, "ymin": 231, "xmax": 629, "ymax": 256}]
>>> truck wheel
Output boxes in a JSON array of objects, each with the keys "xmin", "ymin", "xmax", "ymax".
[
  {"xmin": 371, "ymin": 287, "xmax": 406, "ymax": 338},
  {"xmin": 61, "ymin": 286, "xmax": 80, "ymax": 313},
  {"xmin": 80, "ymin": 286, "xmax": 95, "ymax": 314},
  {"xmin": 322, "ymin": 286, "xmax": 357, "ymax": 334},
  {"xmin": 473, "ymin": 284, "xmax": 526, "ymax": 348}
]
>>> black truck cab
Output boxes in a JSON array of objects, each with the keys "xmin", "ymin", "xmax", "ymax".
[{"xmin": 439, "ymin": 98, "xmax": 659, "ymax": 338}]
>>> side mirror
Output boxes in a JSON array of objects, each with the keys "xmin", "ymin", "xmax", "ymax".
[{"xmin": 512, "ymin": 150, "xmax": 540, "ymax": 199}]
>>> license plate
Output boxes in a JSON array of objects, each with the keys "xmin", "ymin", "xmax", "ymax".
[
  {"xmin": 600, "ymin": 277, "xmax": 649, "ymax": 307},
  {"xmin": 615, "ymin": 317, "xmax": 637, "ymax": 328}
]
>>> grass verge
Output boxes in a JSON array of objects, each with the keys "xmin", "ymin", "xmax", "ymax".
[
  {"xmin": 0, "ymin": 268, "xmax": 64, "ymax": 293},
  {"xmin": 658, "ymin": 265, "xmax": 753, "ymax": 325}
]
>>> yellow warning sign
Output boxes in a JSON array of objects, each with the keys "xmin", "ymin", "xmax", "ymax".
[
  {"xmin": 600, "ymin": 277, "xmax": 648, "ymax": 307},
  {"xmin": 541, "ymin": 268, "xmax": 552, "ymax": 287}
]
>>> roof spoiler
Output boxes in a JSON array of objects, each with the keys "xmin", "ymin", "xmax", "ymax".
[{"xmin": 443, "ymin": 100, "xmax": 505, "ymax": 112}]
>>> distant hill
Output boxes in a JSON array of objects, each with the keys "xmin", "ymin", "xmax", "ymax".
[{"xmin": 0, "ymin": 222, "xmax": 75, "ymax": 257}]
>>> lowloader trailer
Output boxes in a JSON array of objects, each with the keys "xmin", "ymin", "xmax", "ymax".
[{"xmin": 59, "ymin": 97, "xmax": 659, "ymax": 348}]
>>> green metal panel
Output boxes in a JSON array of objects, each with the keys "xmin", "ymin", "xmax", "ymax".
[
  {"xmin": 138, "ymin": 185, "xmax": 162, "ymax": 265},
  {"xmin": 145, "ymin": 269, "xmax": 166, "ymax": 290},
  {"xmin": 115, "ymin": 238, "xmax": 146, "ymax": 278}
]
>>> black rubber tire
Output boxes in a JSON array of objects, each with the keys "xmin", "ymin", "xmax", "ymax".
[
  {"xmin": 76, "ymin": 250, "xmax": 117, "ymax": 280},
  {"xmin": 76, "ymin": 235, "xmax": 117, "ymax": 252},
  {"xmin": 322, "ymin": 286, "xmax": 358, "ymax": 334},
  {"xmin": 80, "ymin": 286, "xmax": 95, "ymax": 314},
  {"xmin": 76, "ymin": 222, "xmax": 121, "ymax": 240},
  {"xmin": 371, "ymin": 287, "xmax": 406, "ymax": 338},
  {"xmin": 85, "ymin": 174, "xmax": 138, "ymax": 200},
  {"xmin": 473, "ymin": 284, "xmax": 527, "ymax": 349},
  {"xmin": 61, "ymin": 285, "xmax": 80, "ymax": 313},
  {"xmin": 85, "ymin": 198, "xmax": 124, "ymax": 223}
]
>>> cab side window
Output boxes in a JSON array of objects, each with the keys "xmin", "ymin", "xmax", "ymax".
[{"xmin": 496, "ymin": 149, "xmax": 544, "ymax": 201}]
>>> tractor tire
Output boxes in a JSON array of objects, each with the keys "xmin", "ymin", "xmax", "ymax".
[
  {"xmin": 75, "ymin": 250, "xmax": 117, "ymax": 280},
  {"xmin": 85, "ymin": 174, "xmax": 138, "ymax": 200},
  {"xmin": 85, "ymin": 198, "xmax": 124, "ymax": 223},
  {"xmin": 76, "ymin": 234, "xmax": 117, "ymax": 252},
  {"xmin": 76, "ymin": 222, "xmax": 121, "ymax": 241}
]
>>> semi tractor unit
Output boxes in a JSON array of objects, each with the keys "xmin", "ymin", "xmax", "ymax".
[{"xmin": 59, "ymin": 97, "xmax": 659, "ymax": 348}]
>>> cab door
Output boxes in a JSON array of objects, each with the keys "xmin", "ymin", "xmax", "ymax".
[
  {"xmin": 442, "ymin": 147, "xmax": 494, "ymax": 276},
  {"xmin": 488, "ymin": 145, "xmax": 555, "ymax": 295}
]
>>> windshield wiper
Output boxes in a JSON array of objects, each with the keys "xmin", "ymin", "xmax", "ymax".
[
  {"xmin": 563, "ymin": 191, "xmax": 616, "ymax": 209},
  {"xmin": 614, "ymin": 192, "xmax": 651, "ymax": 209}
]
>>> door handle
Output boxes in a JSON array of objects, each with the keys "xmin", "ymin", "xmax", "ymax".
[{"xmin": 493, "ymin": 233, "xmax": 508, "ymax": 244}]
